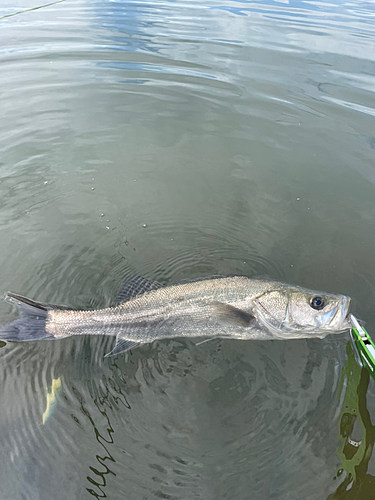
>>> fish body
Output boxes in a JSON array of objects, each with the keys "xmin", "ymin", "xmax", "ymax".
[{"xmin": 0, "ymin": 274, "xmax": 351, "ymax": 357}]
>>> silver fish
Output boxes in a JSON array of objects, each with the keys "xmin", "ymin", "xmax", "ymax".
[{"xmin": 0, "ymin": 275, "xmax": 351, "ymax": 357}]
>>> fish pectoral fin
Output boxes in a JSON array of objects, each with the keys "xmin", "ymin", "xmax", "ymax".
[
  {"xmin": 115, "ymin": 275, "xmax": 163, "ymax": 305},
  {"xmin": 104, "ymin": 337, "xmax": 141, "ymax": 358},
  {"xmin": 212, "ymin": 302, "xmax": 256, "ymax": 328}
]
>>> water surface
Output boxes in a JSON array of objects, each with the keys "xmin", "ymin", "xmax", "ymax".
[{"xmin": 1, "ymin": 0, "xmax": 375, "ymax": 497}]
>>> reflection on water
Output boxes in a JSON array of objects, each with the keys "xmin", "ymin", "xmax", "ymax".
[
  {"xmin": 1, "ymin": 299, "xmax": 375, "ymax": 498},
  {"xmin": 1, "ymin": 0, "xmax": 375, "ymax": 495},
  {"xmin": 0, "ymin": 326, "xmax": 348, "ymax": 498},
  {"xmin": 329, "ymin": 344, "xmax": 375, "ymax": 500},
  {"xmin": 42, "ymin": 376, "xmax": 62, "ymax": 424}
]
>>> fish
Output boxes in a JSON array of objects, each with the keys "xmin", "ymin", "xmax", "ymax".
[{"xmin": 0, "ymin": 274, "xmax": 352, "ymax": 357}]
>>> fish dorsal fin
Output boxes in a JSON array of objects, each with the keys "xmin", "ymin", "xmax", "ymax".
[
  {"xmin": 115, "ymin": 275, "xmax": 163, "ymax": 305},
  {"xmin": 104, "ymin": 337, "xmax": 140, "ymax": 357},
  {"xmin": 212, "ymin": 302, "xmax": 256, "ymax": 328}
]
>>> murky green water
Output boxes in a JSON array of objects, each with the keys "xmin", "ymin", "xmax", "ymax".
[{"xmin": 1, "ymin": 0, "xmax": 375, "ymax": 497}]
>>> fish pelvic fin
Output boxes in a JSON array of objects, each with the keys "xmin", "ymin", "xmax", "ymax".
[
  {"xmin": 115, "ymin": 275, "xmax": 163, "ymax": 305},
  {"xmin": 104, "ymin": 336, "xmax": 141, "ymax": 357},
  {"xmin": 0, "ymin": 292, "xmax": 67, "ymax": 343}
]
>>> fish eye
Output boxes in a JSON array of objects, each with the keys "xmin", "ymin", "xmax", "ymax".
[{"xmin": 310, "ymin": 296, "xmax": 325, "ymax": 310}]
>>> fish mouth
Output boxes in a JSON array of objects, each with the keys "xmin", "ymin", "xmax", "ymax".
[
  {"xmin": 332, "ymin": 295, "xmax": 351, "ymax": 329},
  {"xmin": 315, "ymin": 296, "xmax": 351, "ymax": 332},
  {"xmin": 344, "ymin": 297, "xmax": 352, "ymax": 326}
]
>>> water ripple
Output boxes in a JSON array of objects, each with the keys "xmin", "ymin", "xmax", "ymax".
[{"xmin": 0, "ymin": 0, "xmax": 374, "ymax": 497}]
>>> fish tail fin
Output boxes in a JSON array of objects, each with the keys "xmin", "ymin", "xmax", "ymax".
[{"xmin": 0, "ymin": 292, "xmax": 56, "ymax": 342}]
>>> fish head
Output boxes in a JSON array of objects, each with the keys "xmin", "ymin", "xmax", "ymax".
[{"xmin": 254, "ymin": 285, "xmax": 351, "ymax": 339}]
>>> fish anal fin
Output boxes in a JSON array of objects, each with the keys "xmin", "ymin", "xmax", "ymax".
[
  {"xmin": 115, "ymin": 275, "xmax": 163, "ymax": 305},
  {"xmin": 212, "ymin": 302, "xmax": 255, "ymax": 328},
  {"xmin": 104, "ymin": 337, "xmax": 141, "ymax": 357}
]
